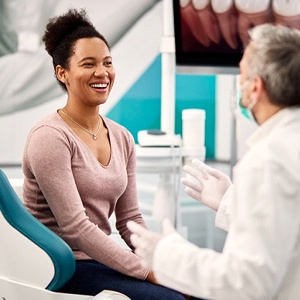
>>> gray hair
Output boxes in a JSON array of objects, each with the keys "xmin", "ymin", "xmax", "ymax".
[{"xmin": 246, "ymin": 24, "xmax": 300, "ymax": 107}]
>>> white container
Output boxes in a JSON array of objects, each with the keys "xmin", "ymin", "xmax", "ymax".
[{"xmin": 182, "ymin": 109, "xmax": 206, "ymax": 148}]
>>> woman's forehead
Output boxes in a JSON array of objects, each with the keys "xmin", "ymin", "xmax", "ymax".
[{"xmin": 72, "ymin": 37, "xmax": 110, "ymax": 59}]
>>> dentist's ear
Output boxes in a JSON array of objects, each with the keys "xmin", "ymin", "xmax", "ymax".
[{"xmin": 251, "ymin": 75, "xmax": 265, "ymax": 102}]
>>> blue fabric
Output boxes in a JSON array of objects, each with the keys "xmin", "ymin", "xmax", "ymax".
[{"xmin": 58, "ymin": 260, "xmax": 204, "ymax": 300}]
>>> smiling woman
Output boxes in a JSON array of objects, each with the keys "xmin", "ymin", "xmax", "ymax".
[
  {"xmin": 56, "ymin": 37, "xmax": 115, "ymax": 124},
  {"xmin": 21, "ymin": 8, "xmax": 200, "ymax": 300}
]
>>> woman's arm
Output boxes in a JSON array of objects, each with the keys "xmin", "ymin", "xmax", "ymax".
[{"xmin": 23, "ymin": 124, "xmax": 149, "ymax": 280}]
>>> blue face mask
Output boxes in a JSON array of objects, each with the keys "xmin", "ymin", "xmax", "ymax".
[{"xmin": 236, "ymin": 80, "xmax": 256, "ymax": 121}]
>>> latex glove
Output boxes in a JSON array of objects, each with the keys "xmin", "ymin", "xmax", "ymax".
[
  {"xmin": 127, "ymin": 219, "xmax": 176, "ymax": 269},
  {"xmin": 181, "ymin": 159, "xmax": 232, "ymax": 211}
]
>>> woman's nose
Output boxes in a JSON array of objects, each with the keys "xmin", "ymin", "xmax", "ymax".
[{"xmin": 94, "ymin": 67, "xmax": 108, "ymax": 77}]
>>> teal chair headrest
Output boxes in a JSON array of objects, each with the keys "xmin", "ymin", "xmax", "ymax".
[{"xmin": 0, "ymin": 169, "xmax": 75, "ymax": 291}]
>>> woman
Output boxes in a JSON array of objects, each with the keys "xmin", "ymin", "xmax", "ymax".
[{"xmin": 22, "ymin": 8, "xmax": 195, "ymax": 300}]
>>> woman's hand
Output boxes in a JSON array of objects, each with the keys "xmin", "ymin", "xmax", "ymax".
[
  {"xmin": 146, "ymin": 271, "xmax": 159, "ymax": 284},
  {"xmin": 146, "ymin": 271, "xmax": 190, "ymax": 299}
]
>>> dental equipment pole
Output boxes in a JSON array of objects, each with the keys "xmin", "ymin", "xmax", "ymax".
[
  {"xmin": 150, "ymin": 0, "xmax": 181, "ymax": 229},
  {"xmin": 161, "ymin": 0, "xmax": 176, "ymax": 135}
]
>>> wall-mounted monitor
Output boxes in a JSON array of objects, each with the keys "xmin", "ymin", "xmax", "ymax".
[{"xmin": 173, "ymin": 0, "xmax": 300, "ymax": 75}]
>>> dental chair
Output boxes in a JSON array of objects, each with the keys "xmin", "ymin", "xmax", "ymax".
[{"xmin": 0, "ymin": 169, "xmax": 130, "ymax": 300}]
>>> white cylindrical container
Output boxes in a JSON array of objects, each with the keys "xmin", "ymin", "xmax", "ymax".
[{"xmin": 182, "ymin": 109, "xmax": 206, "ymax": 148}]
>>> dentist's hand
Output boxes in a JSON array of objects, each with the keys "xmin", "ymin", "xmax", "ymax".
[
  {"xmin": 181, "ymin": 159, "xmax": 232, "ymax": 211},
  {"xmin": 127, "ymin": 219, "xmax": 176, "ymax": 269}
]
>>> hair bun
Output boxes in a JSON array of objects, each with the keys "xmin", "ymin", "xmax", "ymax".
[{"xmin": 43, "ymin": 9, "xmax": 94, "ymax": 56}]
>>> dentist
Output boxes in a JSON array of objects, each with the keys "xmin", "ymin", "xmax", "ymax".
[{"xmin": 128, "ymin": 23, "xmax": 300, "ymax": 300}]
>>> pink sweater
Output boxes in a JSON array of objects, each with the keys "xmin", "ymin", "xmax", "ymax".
[{"xmin": 23, "ymin": 112, "xmax": 149, "ymax": 280}]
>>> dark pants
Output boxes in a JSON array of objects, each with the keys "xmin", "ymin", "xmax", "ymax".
[{"xmin": 58, "ymin": 260, "xmax": 204, "ymax": 300}]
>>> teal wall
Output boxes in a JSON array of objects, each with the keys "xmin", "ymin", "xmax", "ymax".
[{"xmin": 107, "ymin": 55, "xmax": 216, "ymax": 159}]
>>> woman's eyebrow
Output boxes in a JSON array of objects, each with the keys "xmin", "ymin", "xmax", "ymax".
[{"xmin": 78, "ymin": 57, "xmax": 96, "ymax": 64}]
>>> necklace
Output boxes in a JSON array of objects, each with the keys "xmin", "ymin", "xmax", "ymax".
[{"xmin": 59, "ymin": 110, "xmax": 101, "ymax": 140}]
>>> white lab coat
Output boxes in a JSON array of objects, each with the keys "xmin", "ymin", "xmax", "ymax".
[{"xmin": 152, "ymin": 107, "xmax": 300, "ymax": 300}]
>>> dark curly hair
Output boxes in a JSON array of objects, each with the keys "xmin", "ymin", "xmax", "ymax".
[{"xmin": 42, "ymin": 8, "xmax": 110, "ymax": 91}]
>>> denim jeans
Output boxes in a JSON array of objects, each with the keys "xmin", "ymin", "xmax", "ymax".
[{"xmin": 58, "ymin": 260, "xmax": 204, "ymax": 300}]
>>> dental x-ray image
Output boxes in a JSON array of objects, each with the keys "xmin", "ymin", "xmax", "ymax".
[{"xmin": 173, "ymin": 0, "xmax": 300, "ymax": 72}]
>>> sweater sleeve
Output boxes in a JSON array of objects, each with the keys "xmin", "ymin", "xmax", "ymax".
[{"xmin": 23, "ymin": 124, "xmax": 149, "ymax": 280}]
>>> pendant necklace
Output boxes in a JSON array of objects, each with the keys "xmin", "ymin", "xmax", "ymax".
[{"xmin": 59, "ymin": 110, "xmax": 101, "ymax": 140}]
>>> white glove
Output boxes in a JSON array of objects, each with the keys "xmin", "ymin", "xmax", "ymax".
[
  {"xmin": 181, "ymin": 159, "xmax": 232, "ymax": 211},
  {"xmin": 127, "ymin": 219, "xmax": 176, "ymax": 269}
]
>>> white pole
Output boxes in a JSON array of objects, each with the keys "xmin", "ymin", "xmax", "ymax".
[{"xmin": 161, "ymin": 0, "xmax": 176, "ymax": 135}]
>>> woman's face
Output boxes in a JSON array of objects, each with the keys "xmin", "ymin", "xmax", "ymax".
[{"xmin": 64, "ymin": 37, "xmax": 115, "ymax": 107}]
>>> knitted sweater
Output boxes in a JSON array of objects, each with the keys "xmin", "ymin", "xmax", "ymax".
[{"xmin": 23, "ymin": 112, "xmax": 149, "ymax": 280}]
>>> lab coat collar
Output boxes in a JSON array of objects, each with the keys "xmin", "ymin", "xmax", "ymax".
[{"xmin": 246, "ymin": 107, "xmax": 300, "ymax": 148}]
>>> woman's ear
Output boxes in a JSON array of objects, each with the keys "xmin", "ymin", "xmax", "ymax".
[{"xmin": 56, "ymin": 65, "xmax": 68, "ymax": 84}]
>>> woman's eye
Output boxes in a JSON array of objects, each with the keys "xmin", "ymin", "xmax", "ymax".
[
  {"xmin": 105, "ymin": 61, "xmax": 112, "ymax": 67},
  {"xmin": 83, "ymin": 63, "xmax": 93, "ymax": 67}
]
